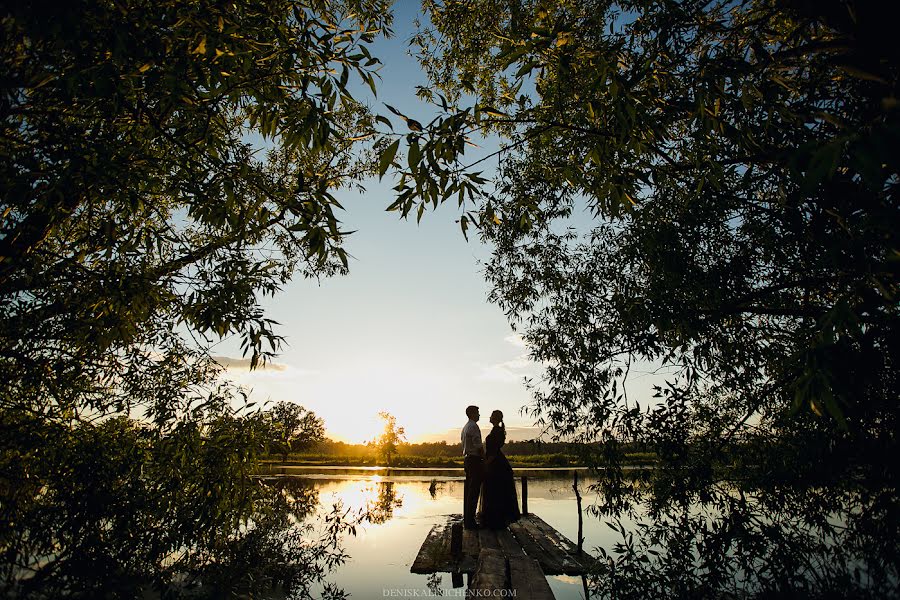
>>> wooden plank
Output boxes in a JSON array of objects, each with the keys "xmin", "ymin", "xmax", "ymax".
[
  {"xmin": 411, "ymin": 522, "xmax": 452, "ymax": 574},
  {"xmin": 462, "ymin": 527, "xmax": 481, "ymax": 558},
  {"xmin": 509, "ymin": 519, "xmax": 565, "ymax": 575},
  {"xmin": 520, "ymin": 516, "xmax": 575, "ymax": 574},
  {"xmin": 449, "ymin": 526, "xmax": 480, "ymax": 573},
  {"xmin": 479, "ymin": 528, "xmax": 501, "ymax": 551},
  {"xmin": 508, "ymin": 555, "xmax": 556, "ymax": 600},
  {"xmin": 469, "ymin": 548, "xmax": 508, "ymax": 597},
  {"xmin": 525, "ymin": 515, "xmax": 595, "ymax": 575},
  {"xmin": 496, "ymin": 527, "xmax": 526, "ymax": 557},
  {"xmin": 412, "ymin": 512, "xmax": 592, "ymax": 578},
  {"xmin": 526, "ymin": 514, "xmax": 578, "ymax": 553}
]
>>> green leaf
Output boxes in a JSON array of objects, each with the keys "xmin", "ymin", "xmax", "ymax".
[
  {"xmin": 378, "ymin": 139, "xmax": 400, "ymax": 178},
  {"xmin": 515, "ymin": 61, "xmax": 539, "ymax": 78},
  {"xmin": 375, "ymin": 115, "xmax": 393, "ymax": 130},
  {"xmin": 408, "ymin": 139, "xmax": 422, "ymax": 170}
]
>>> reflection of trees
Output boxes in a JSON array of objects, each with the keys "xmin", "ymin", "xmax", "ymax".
[
  {"xmin": 197, "ymin": 491, "xmax": 353, "ymax": 598},
  {"xmin": 588, "ymin": 472, "xmax": 898, "ymax": 598},
  {"xmin": 365, "ymin": 481, "xmax": 404, "ymax": 525},
  {"xmin": 428, "ymin": 478, "xmax": 445, "ymax": 499},
  {"xmin": 0, "ymin": 414, "xmax": 355, "ymax": 599},
  {"xmin": 264, "ymin": 477, "xmax": 320, "ymax": 522},
  {"xmin": 426, "ymin": 573, "xmax": 444, "ymax": 596}
]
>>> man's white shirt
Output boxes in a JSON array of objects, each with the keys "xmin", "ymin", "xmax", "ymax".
[{"xmin": 461, "ymin": 419, "xmax": 483, "ymax": 456}]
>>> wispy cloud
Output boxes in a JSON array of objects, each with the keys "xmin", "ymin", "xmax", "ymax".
[
  {"xmin": 479, "ymin": 357, "xmax": 533, "ymax": 383},
  {"xmin": 504, "ymin": 333, "xmax": 527, "ymax": 348},
  {"xmin": 211, "ymin": 355, "xmax": 289, "ymax": 372},
  {"xmin": 478, "ymin": 334, "xmax": 536, "ymax": 383}
]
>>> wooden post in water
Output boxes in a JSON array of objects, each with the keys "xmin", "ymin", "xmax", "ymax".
[
  {"xmin": 450, "ymin": 522, "xmax": 464, "ymax": 586},
  {"xmin": 451, "ymin": 572, "xmax": 464, "ymax": 588},
  {"xmin": 573, "ymin": 471, "xmax": 584, "ymax": 554},
  {"xmin": 450, "ymin": 521, "xmax": 463, "ymax": 557},
  {"xmin": 521, "ymin": 476, "xmax": 528, "ymax": 515}
]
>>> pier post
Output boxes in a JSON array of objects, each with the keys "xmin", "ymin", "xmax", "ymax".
[
  {"xmin": 450, "ymin": 521, "xmax": 463, "ymax": 557},
  {"xmin": 521, "ymin": 476, "xmax": 528, "ymax": 515}
]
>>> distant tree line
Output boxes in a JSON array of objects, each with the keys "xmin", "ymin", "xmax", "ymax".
[{"xmin": 263, "ymin": 435, "xmax": 657, "ymax": 466}]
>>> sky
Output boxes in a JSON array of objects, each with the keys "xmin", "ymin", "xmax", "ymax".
[
  {"xmin": 210, "ymin": 2, "xmax": 672, "ymax": 444},
  {"xmin": 211, "ymin": 3, "xmax": 546, "ymax": 444}
]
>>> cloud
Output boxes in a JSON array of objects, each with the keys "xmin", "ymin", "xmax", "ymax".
[
  {"xmin": 478, "ymin": 355, "xmax": 535, "ymax": 383},
  {"xmin": 211, "ymin": 355, "xmax": 288, "ymax": 372},
  {"xmin": 476, "ymin": 333, "xmax": 538, "ymax": 383},
  {"xmin": 504, "ymin": 333, "xmax": 527, "ymax": 348}
]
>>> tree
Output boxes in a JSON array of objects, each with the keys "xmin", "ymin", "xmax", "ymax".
[
  {"xmin": 374, "ymin": 411, "xmax": 406, "ymax": 467},
  {"xmin": 393, "ymin": 0, "xmax": 899, "ymax": 597},
  {"xmin": 1, "ymin": 0, "xmax": 391, "ymax": 595},
  {"xmin": 266, "ymin": 401, "xmax": 326, "ymax": 462}
]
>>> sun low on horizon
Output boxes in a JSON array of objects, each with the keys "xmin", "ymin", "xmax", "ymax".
[{"xmin": 218, "ymin": 337, "xmax": 545, "ymax": 445}]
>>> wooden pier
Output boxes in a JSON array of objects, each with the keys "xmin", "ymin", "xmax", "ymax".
[{"xmin": 411, "ymin": 513, "xmax": 594, "ymax": 599}]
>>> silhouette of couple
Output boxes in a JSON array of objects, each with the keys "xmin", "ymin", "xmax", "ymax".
[{"xmin": 461, "ymin": 405, "xmax": 521, "ymax": 530}]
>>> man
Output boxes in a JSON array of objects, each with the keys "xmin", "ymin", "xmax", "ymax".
[{"xmin": 461, "ymin": 405, "xmax": 484, "ymax": 529}]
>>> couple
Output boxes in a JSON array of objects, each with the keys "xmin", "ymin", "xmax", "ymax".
[{"xmin": 461, "ymin": 405, "xmax": 521, "ymax": 530}]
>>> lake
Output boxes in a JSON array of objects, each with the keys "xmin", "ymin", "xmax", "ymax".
[{"xmin": 264, "ymin": 467, "xmax": 623, "ymax": 599}]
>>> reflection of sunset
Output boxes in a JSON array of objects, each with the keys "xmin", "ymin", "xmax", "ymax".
[
  {"xmin": 324, "ymin": 479, "xmax": 379, "ymax": 513},
  {"xmin": 283, "ymin": 474, "xmax": 613, "ymax": 599}
]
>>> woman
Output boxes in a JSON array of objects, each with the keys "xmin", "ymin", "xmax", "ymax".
[{"xmin": 479, "ymin": 410, "xmax": 521, "ymax": 529}]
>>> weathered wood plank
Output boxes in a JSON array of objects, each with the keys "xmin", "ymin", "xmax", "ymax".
[
  {"xmin": 508, "ymin": 555, "xmax": 556, "ymax": 600},
  {"xmin": 525, "ymin": 515, "xmax": 584, "ymax": 575},
  {"xmin": 525, "ymin": 515, "xmax": 596, "ymax": 575},
  {"xmin": 470, "ymin": 548, "xmax": 508, "ymax": 596},
  {"xmin": 462, "ymin": 527, "xmax": 481, "ymax": 558},
  {"xmin": 412, "ymin": 512, "xmax": 590, "ymax": 579},
  {"xmin": 411, "ymin": 521, "xmax": 453, "ymax": 574},
  {"xmin": 479, "ymin": 528, "xmax": 501, "ymax": 551},
  {"xmin": 509, "ymin": 519, "xmax": 565, "ymax": 575},
  {"xmin": 454, "ymin": 526, "xmax": 481, "ymax": 573},
  {"xmin": 496, "ymin": 527, "xmax": 526, "ymax": 557}
]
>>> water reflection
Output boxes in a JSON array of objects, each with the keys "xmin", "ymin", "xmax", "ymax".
[
  {"xmin": 426, "ymin": 573, "xmax": 444, "ymax": 596},
  {"xmin": 278, "ymin": 471, "xmax": 894, "ymax": 599},
  {"xmin": 428, "ymin": 478, "xmax": 445, "ymax": 499},
  {"xmin": 292, "ymin": 471, "xmax": 603, "ymax": 600},
  {"xmin": 365, "ymin": 481, "xmax": 404, "ymax": 524},
  {"xmin": 264, "ymin": 476, "xmax": 320, "ymax": 522}
]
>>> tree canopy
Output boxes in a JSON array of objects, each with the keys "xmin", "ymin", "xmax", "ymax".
[
  {"xmin": 266, "ymin": 401, "xmax": 326, "ymax": 461},
  {"xmin": 374, "ymin": 410, "xmax": 406, "ymax": 466},
  {"xmin": 1, "ymin": 0, "xmax": 390, "ymax": 596},
  {"xmin": 399, "ymin": 0, "xmax": 899, "ymax": 596},
  {"xmin": 3, "ymin": 0, "xmax": 898, "ymax": 596}
]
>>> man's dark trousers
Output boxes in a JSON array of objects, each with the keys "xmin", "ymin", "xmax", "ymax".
[{"xmin": 463, "ymin": 455, "xmax": 484, "ymax": 527}]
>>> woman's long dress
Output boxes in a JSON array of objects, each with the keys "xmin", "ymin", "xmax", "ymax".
[{"xmin": 479, "ymin": 426, "xmax": 521, "ymax": 529}]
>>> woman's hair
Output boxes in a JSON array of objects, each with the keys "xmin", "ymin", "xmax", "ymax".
[{"xmin": 491, "ymin": 410, "xmax": 504, "ymax": 430}]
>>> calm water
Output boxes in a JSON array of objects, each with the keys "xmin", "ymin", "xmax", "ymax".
[{"xmin": 272, "ymin": 468, "xmax": 624, "ymax": 600}]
